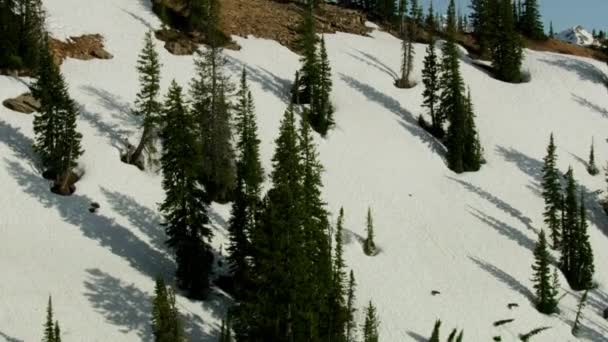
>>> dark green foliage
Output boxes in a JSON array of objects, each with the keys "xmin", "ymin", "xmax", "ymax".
[
  {"xmin": 346, "ymin": 270, "xmax": 357, "ymax": 342},
  {"xmin": 421, "ymin": 33, "xmax": 441, "ymax": 137},
  {"xmin": 0, "ymin": 0, "xmax": 45, "ymax": 70},
  {"xmin": 330, "ymin": 208, "xmax": 348, "ymax": 342},
  {"xmin": 520, "ymin": 0, "xmax": 544, "ymax": 40},
  {"xmin": 571, "ymin": 290, "xmax": 588, "ymax": 336},
  {"xmin": 227, "ymin": 69, "xmax": 264, "ymax": 299},
  {"xmin": 160, "ymin": 81, "xmax": 213, "ymax": 299},
  {"xmin": 152, "ymin": 277, "xmax": 185, "ymax": 342},
  {"xmin": 294, "ymin": 5, "xmax": 318, "ymax": 105},
  {"xmin": 43, "ymin": 296, "xmax": 61, "ymax": 342},
  {"xmin": 374, "ymin": 0, "xmax": 395, "ymax": 22},
  {"xmin": 462, "ymin": 89, "xmax": 483, "ymax": 170},
  {"xmin": 364, "ymin": 207, "xmax": 377, "ymax": 256},
  {"xmin": 127, "ymin": 31, "xmax": 162, "ymax": 168},
  {"xmin": 575, "ymin": 192, "xmax": 595, "ymax": 290},
  {"xmin": 549, "ymin": 21, "xmax": 554, "ymax": 38},
  {"xmin": 491, "ymin": 0, "xmax": 523, "ymax": 83},
  {"xmin": 191, "ymin": 44, "xmax": 236, "ymax": 203},
  {"xmin": 31, "ymin": 37, "xmax": 83, "ymax": 194},
  {"xmin": 541, "ymin": 134, "xmax": 561, "ymax": 249},
  {"xmin": 362, "ymin": 301, "xmax": 379, "ymax": 342},
  {"xmin": 396, "ymin": 21, "xmax": 415, "ymax": 89},
  {"xmin": 424, "ymin": 1, "xmax": 435, "ymax": 32},
  {"xmin": 311, "ymin": 36, "xmax": 335, "ymax": 136},
  {"xmin": 532, "ymin": 230, "xmax": 558, "ymax": 314},
  {"xmin": 588, "ymin": 139, "xmax": 599, "ymax": 175},
  {"xmin": 429, "ymin": 319, "xmax": 441, "ymax": 342},
  {"xmin": 469, "ymin": 0, "xmax": 496, "ymax": 57},
  {"xmin": 219, "ymin": 315, "xmax": 233, "ymax": 342}
]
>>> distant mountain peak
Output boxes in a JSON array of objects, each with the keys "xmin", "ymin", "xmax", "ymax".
[{"xmin": 556, "ymin": 26, "xmax": 596, "ymax": 46}]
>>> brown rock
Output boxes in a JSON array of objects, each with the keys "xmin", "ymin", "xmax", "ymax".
[
  {"xmin": 3, "ymin": 93, "xmax": 40, "ymax": 114},
  {"xmin": 50, "ymin": 34, "xmax": 113, "ymax": 64},
  {"xmin": 165, "ymin": 39, "xmax": 197, "ymax": 55}
]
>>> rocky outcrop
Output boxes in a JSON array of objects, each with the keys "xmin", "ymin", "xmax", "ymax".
[
  {"xmin": 50, "ymin": 34, "xmax": 113, "ymax": 65},
  {"xmin": 3, "ymin": 93, "xmax": 40, "ymax": 114}
]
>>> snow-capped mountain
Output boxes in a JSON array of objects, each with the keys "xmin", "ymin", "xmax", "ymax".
[{"xmin": 557, "ymin": 25, "xmax": 596, "ymax": 46}]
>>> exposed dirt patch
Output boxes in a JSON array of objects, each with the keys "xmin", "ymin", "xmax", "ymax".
[
  {"xmin": 50, "ymin": 34, "xmax": 113, "ymax": 65},
  {"xmin": 525, "ymin": 38, "xmax": 607, "ymax": 62}
]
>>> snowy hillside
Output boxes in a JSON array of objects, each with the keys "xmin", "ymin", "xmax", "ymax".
[
  {"xmin": 557, "ymin": 26, "xmax": 596, "ymax": 46},
  {"xmin": 2, "ymin": 0, "xmax": 608, "ymax": 341}
]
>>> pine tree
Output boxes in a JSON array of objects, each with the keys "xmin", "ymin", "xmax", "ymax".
[
  {"xmin": 397, "ymin": 0, "xmax": 408, "ymax": 33},
  {"xmin": 152, "ymin": 277, "xmax": 185, "ymax": 342},
  {"xmin": 425, "ymin": 1, "xmax": 435, "ymax": 32},
  {"xmin": 43, "ymin": 296, "xmax": 55, "ymax": 342},
  {"xmin": 587, "ymin": 138, "xmax": 599, "ymax": 175},
  {"xmin": 575, "ymin": 192, "xmax": 595, "ymax": 290},
  {"xmin": 491, "ymin": 0, "xmax": 523, "ymax": 83},
  {"xmin": 294, "ymin": 4, "xmax": 318, "ymax": 105},
  {"xmin": 549, "ymin": 21, "xmax": 555, "ymax": 38},
  {"xmin": 462, "ymin": 88, "xmax": 482, "ymax": 171},
  {"xmin": 345, "ymin": 270, "xmax": 357, "ymax": 342},
  {"xmin": 532, "ymin": 230, "xmax": 558, "ymax": 314},
  {"xmin": 227, "ymin": 69, "xmax": 264, "ymax": 298},
  {"xmin": 311, "ymin": 35, "xmax": 335, "ymax": 135},
  {"xmin": 364, "ymin": 207, "xmax": 377, "ymax": 256},
  {"xmin": 54, "ymin": 321, "xmax": 61, "ymax": 342},
  {"xmin": 571, "ymin": 290, "xmax": 588, "ymax": 336},
  {"xmin": 191, "ymin": 44, "xmax": 236, "ymax": 203},
  {"xmin": 330, "ymin": 207, "xmax": 348, "ymax": 342},
  {"xmin": 160, "ymin": 81, "xmax": 214, "ymax": 299},
  {"xmin": 469, "ymin": 0, "xmax": 495, "ymax": 57},
  {"xmin": 560, "ymin": 167, "xmax": 578, "ymax": 284},
  {"xmin": 520, "ymin": 0, "xmax": 544, "ymax": 39},
  {"xmin": 362, "ymin": 301, "xmax": 379, "ymax": 342},
  {"xmin": 31, "ymin": 36, "xmax": 83, "ymax": 195},
  {"xmin": 219, "ymin": 315, "xmax": 233, "ymax": 342},
  {"xmin": 396, "ymin": 20, "xmax": 415, "ymax": 89},
  {"xmin": 542, "ymin": 134, "xmax": 562, "ymax": 249},
  {"xmin": 429, "ymin": 319, "xmax": 441, "ymax": 342},
  {"xmin": 127, "ymin": 30, "xmax": 162, "ymax": 169}
]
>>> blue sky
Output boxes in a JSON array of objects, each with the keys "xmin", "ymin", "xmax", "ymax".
[{"xmin": 418, "ymin": 0, "xmax": 608, "ymax": 33}]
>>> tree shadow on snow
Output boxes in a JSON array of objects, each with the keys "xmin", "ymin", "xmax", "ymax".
[
  {"xmin": 447, "ymin": 176, "xmax": 536, "ymax": 232},
  {"xmin": 0, "ymin": 331, "xmax": 24, "ymax": 342},
  {"xmin": 84, "ymin": 268, "xmax": 219, "ymax": 341},
  {"xmin": 572, "ymin": 93, "xmax": 608, "ymax": 119},
  {"xmin": 121, "ymin": 8, "xmax": 154, "ymax": 30},
  {"xmin": 0, "ymin": 120, "xmax": 40, "ymax": 171},
  {"xmin": 225, "ymin": 55, "xmax": 293, "ymax": 104},
  {"xmin": 495, "ymin": 145, "xmax": 608, "ymax": 240},
  {"xmin": 568, "ymin": 151, "xmax": 589, "ymax": 170},
  {"xmin": 469, "ymin": 207, "xmax": 536, "ymax": 253},
  {"xmin": 538, "ymin": 57, "xmax": 608, "ymax": 87},
  {"xmin": 557, "ymin": 306, "xmax": 608, "ymax": 342},
  {"xmin": 339, "ymin": 73, "xmax": 446, "ymax": 158},
  {"xmin": 406, "ymin": 331, "xmax": 428, "ymax": 342},
  {"xmin": 5, "ymin": 160, "xmax": 175, "ymax": 280},
  {"xmin": 469, "ymin": 256, "xmax": 534, "ymax": 303},
  {"xmin": 347, "ymin": 49, "xmax": 398, "ymax": 80}
]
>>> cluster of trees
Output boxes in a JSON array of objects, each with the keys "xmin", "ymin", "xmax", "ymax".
[
  {"xmin": 43, "ymin": 296, "xmax": 62, "ymax": 342},
  {"xmin": 534, "ymin": 134, "xmax": 596, "ymax": 314},
  {"xmin": 420, "ymin": 0, "xmax": 483, "ymax": 173},
  {"xmin": 292, "ymin": 5, "xmax": 334, "ymax": 136},
  {"xmin": 0, "ymin": 0, "xmax": 45, "ymax": 70},
  {"xmin": 470, "ymin": 0, "xmax": 525, "ymax": 82},
  {"xmin": 151, "ymin": 277, "xmax": 185, "ymax": 341},
  {"xmin": 31, "ymin": 36, "xmax": 84, "ymax": 195}
]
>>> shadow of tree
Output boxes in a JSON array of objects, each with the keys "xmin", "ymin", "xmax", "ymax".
[
  {"xmin": 539, "ymin": 57, "xmax": 608, "ymax": 86},
  {"xmin": 496, "ymin": 145, "xmax": 608, "ymax": 239},
  {"xmin": 447, "ymin": 176, "xmax": 535, "ymax": 232},
  {"xmin": 347, "ymin": 49, "xmax": 398, "ymax": 80},
  {"xmin": 569, "ymin": 151, "xmax": 589, "ymax": 170},
  {"xmin": 0, "ymin": 331, "xmax": 24, "ymax": 342},
  {"xmin": 84, "ymin": 268, "xmax": 219, "ymax": 341},
  {"xmin": 122, "ymin": 8, "xmax": 154, "ymax": 30},
  {"xmin": 587, "ymin": 288, "xmax": 608, "ymax": 317},
  {"xmin": 469, "ymin": 256, "xmax": 534, "ymax": 302},
  {"xmin": 5, "ymin": 160, "xmax": 175, "ymax": 279},
  {"xmin": 406, "ymin": 331, "xmax": 428, "ymax": 342},
  {"xmin": 557, "ymin": 306, "xmax": 608, "ymax": 342},
  {"xmin": 572, "ymin": 93, "xmax": 608, "ymax": 118},
  {"xmin": 80, "ymin": 86, "xmax": 135, "ymax": 121},
  {"xmin": 100, "ymin": 187, "xmax": 166, "ymax": 253},
  {"xmin": 339, "ymin": 73, "xmax": 447, "ymax": 158},
  {"xmin": 469, "ymin": 207, "xmax": 536, "ymax": 252},
  {"xmin": 0, "ymin": 120, "xmax": 39, "ymax": 171},
  {"xmin": 80, "ymin": 108, "xmax": 131, "ymax": 152},
  {"xmin": 225, "ymin": 56, "xmax": 293, "ymax": 104}
]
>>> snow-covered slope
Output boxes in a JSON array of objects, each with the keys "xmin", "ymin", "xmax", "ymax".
[
  {"xmin": 1, "ymin": 0, "xmax": 608, "ymax": 341},
  {"xmin": 557, "ymin": 26, "xmax": 597, "ymax": 46}
]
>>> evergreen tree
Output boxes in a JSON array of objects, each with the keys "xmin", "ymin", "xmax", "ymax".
[
  {"xmin": 227, "ymin": 69, "xmax": 264, "ymax": 298},
  {"xmin": 425, "ymin": 1, "xmax": 435, "ymax": 32},
  {"xmin": 191, "ymin": 44, "xmax": 236, "ymax": 203},
  {"xmin": 397, "ymin": 0, "xmax": 408, "ymax": 33},
  {"xmin": 421, "ymin": 15, "xmax": 442, "ymax": 137},
  {"xmin": 429, "ymin": 319, "xmax": 441, "ymax": 342},
  {"xmin": 571, "ymin": 290, "xmax": 588, "ymax": 336},
  {"xmin": 520, "ymin": 0, "xmax": 544, "ymax": 39},
  {"xmin": 362, "ymin": 301, "xmax": 379, "ymax": 342},
  {"xmin": 587, "ymin": 138, "xmax": 599, "ymax": 175},
  {"xmin": 396, "ymin": 21, "xmax": 415, "ymax": 89},
  {"xmin": 330, "ymin": 207, "xmax": 348, "ymax": 342},
  {"xmin": 160, "ymin": 81, "xmax": 214, "ymax": 299},
  {"xmin": 43, "ymin": 296, "xmax": 56, "ymax": 342},
  {"xmin": 31, "ymin": 36, "xmax": 83, "ymax": 195},
  {"xmin": 575, "ymin": 192, "xmax": 595, "ymax": 290},
  {"xmin": 311, "ymin": 36, "xmax": 335, "ymax": 136},
  {"xmin": 375, "ymin": 0, "xmax": 395, "ymax": 22},
  {"xmin": 491, "ymin": 0, "xmax": 523, "ymax": 83},
  {"xmin": 0, "ymin": 0, "xmax": 45, "ymax": 70},
  {"xmin": 54, "ymin": 321, "xmax": 61, "ymax": 342},
  {"xmin": 294, "ymin": 4, "xmax": 318, "ymax": 105},
  {"xmin": 409, "ymin": 0, "xmax": 421, "ymax": 25},
  {"xmin": 542, "ymin": 134, "xmax": 562, "ymax": 249},
  {"xmin": 469, "ymin": 0, "xmax": 495, "ymax": 57},
  {"xmin": 549, "ymin": 21, "xmax": 555, "ymax": 38},
  {"xmin": 152, "ymin": 277, "xmax": 185, "ymax": 342},
  {"xmin": 532, "ymin": 230, "xmax": 558, "ymax": 314},
  {"xmin": 462, "ymin": 89, "xmax": 482, "ymax": 171},
  {"xmin": 127, "ymin": 30, "xmax": 162, "ymax": 169},
  {"xmin": 345, "ymin": 270, "xmax": 357, "ymax": 342},
  {"xmin": 364, "ymin": 207, "xmax": 377, "ymax": 256}
]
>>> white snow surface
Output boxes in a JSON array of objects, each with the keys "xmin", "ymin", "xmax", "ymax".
[
  {"xmin": 1, "ymin": 0, "xmax": 608, "ymax": 341},
  {"xmin": 557, "ymin": 26, "xmax": 597, "ymax": 47}
]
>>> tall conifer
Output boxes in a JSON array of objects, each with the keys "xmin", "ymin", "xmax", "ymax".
[
  {"xmin": 520, "ymin": 0, "xmax": 544, "ymax": 39},
  {"xmin": 542, "ymin": 134, "xmax": 562, "ymax": 249},
  {"xmin": 364, "ymin": 207, "xmax": 377, "ymax": 256},
  {"xmin": 345, "ymin": 270, "xmax": 357, "ymax": 342},
  {"xmin": 532, "ymin": 230, "xmax": 558, "ymax": 314},
  {"xmin": 362, "ymin": 301, "xmax": 380, "ymax": 342},
  {"xmin": 152, "ymin": 277, "xmax": 185, "ymax": 341},
  {"xmin": 587, "ymin": 139, "xmax": 599, "ymax": 175}
]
